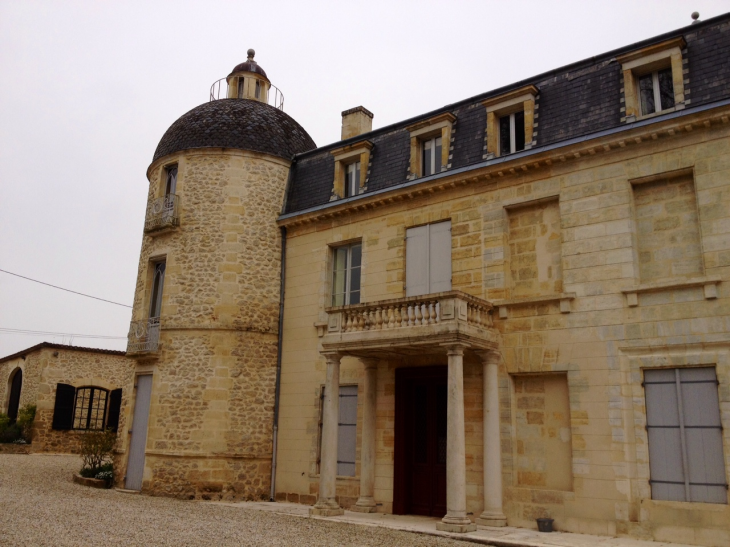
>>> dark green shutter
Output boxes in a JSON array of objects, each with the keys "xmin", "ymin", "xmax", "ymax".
[
  {"xmin": 51, "ymin": 384, "xmax": 76, "ymax": 430},
  {"xmin": 106, "ymin": 388, "xmax": 123, "ymax": 432}
]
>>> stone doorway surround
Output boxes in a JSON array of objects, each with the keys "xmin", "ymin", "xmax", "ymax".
[{"xmin": 311, "ymin": 290, "xmax": 506, "ymax": 532}]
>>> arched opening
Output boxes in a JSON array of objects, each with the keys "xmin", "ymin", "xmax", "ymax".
[{"xmin": 7, "ymin": 368, "xmax": 23, "ymax": 423}]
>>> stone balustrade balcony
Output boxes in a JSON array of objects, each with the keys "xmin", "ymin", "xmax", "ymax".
[
  {"xmin": 144, "ymin": 194, "xmax": 180, "ymax": 233},
  {"xmin": 318, "ymin": 291, "xmax": 498, "ymax": 357},
  {"xmin": 127, "ymin": 317, "xmax": 161, "ymax": 355}
]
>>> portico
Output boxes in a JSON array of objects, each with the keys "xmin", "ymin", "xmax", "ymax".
[{"xmin": 310, "ymin": 291, "xmax": 506, "ymax": 532}]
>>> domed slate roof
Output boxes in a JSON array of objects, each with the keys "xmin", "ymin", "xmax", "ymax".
[{"xmin": 152, "ymin": 99, "xmax": 316, "ymax": 163}]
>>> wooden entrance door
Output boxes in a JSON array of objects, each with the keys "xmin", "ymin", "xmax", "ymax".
[{"xmin": 394, "ymin": 366, "xmax": 447, "ymax": 517}]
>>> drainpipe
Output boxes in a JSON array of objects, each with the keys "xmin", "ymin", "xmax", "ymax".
[{"xmin": 270, "ymin": 224, "xmax": 287, "ymax": 502}]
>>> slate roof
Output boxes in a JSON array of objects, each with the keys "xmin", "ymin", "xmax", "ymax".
[
  {"xmin": 284, "ymin": 14, "xmax": 730, "ymax": 215},
  {"xmin": 152, "ymin": 99, "xmax": 316, "ymax": 164}
]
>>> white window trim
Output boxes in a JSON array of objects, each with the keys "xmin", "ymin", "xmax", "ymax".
[
  {"xmin": 422, "ymin": 136, "xmax": 442, "ymax": 176},
  {"xmin": 499, "ymin": 113, "xmax": 521, "ymax": 155},
  {"xmin": 331, "ymin": 242, "xmax": 362, "ymax": 306},
  {"xmin": 638, "ymin": 69, "xmax": 674, "ymax": 116},
  {"xmin": 344, "ymin": 162, "xmax": 360, "ymax": 198}
]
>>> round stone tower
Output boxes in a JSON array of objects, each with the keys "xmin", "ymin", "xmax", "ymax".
[{"xmin": 121, "ymin": 53, "xmax": 315, "ymax": 500}]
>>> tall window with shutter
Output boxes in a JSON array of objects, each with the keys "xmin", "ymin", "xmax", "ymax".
[
  {"xmin": 644, "ymin": 367, "xmax": 727, "ymax": 504},
  {"xmin": 51, "ymin": 383, "xmax": 123, "ymax": 432},
  {"xmin": 317, "ymin": 385, "xmax": 358, "ymax": 477},
  {"xmin": 405, "ymin": 221, "xmax": 452, "ymax": 297}
]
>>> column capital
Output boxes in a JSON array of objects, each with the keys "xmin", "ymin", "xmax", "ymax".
[
  {"xmin": 441, "ymin": 342, "xmax": 470, "ymax": 357},
  {"xmin": 360, "ymin": 357, "xmax": 379, "ymax": 370},
  {"xmin": 321, "ymin": 351, "xmax": 342, "ymax": 365},
  {"xmin": 477, "ymin": 349, "xmax": 501, "ymax": 366}
]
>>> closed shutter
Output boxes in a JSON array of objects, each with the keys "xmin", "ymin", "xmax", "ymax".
[
  {"xmin": 106, "ymin": 388, "xmax": 123, "ymax": 432},
  {"xmin": 406, "ymin": 225, "xmax": 429, "ymax": 297},
  {"xmin": 429, "ymin": 221, "xmax": 452, "ymax": 293},
  {"xmin": 51, "ymin": 383, "xmax": 76, "ymax": 430},
  {"xmin": 337, "ymin": 385, "xmax": 358, "ymax": 477},
  {"xmin": 644, "ymin": 367, "xmax": 727, "ymax": 504}
]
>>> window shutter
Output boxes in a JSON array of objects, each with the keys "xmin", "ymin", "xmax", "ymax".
[
  {"xmin": 406, "ymin": 225, "xmax": 429, "ymax": 297},
  {"xmin": 51, "ymin": 383, "xmax": 76, "ymax": 431},
  {"xmin": 337, "ymin": 385, "xmax": 358, "ymax": 477},
  {"xmin": 106, "ymin": 388, "xmax": 123, "ymax": 432},
  {"xmin": 429, "ymin": 221, "xmax": 452, "ymax": 293}
]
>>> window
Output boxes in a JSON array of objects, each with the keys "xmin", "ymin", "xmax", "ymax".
[
  {"xmin": 405, "ymin": 221, "xmax": 451, "ymax": 297},
  {"xmin": 52, "ymin": 384, "xmax": 123, "ymax": 432},
  {"xmin": 483, "ymin": 85, "xmax": 537, "ymax": 158},
  {"xmin": 149, "ymin": 261, "xmax": 166, "ymax": 319},
  {"xmin": 255, "ymin": 80, "xmax": 261, "ymax": 99},
  {"xmin": 406, "ymin": 112, "xmax": 455, "ymax": 179},
  {"xmin": 421, "ymin": 136, "xmax": 442, "ymax": 177},
  {"xmin": 344, "ymin": 162, "xmax": 360, "ymax": 198},
  {"xmin": 616, "ymin": 37, "xmax": 686, "ymax": 122},
  {"xmin": 73, "ymin": 387, "xmax": 108, "ymax": 430},
  {"xmin": 237, "ymin": 77, "xmax": 245, "ymax": 98},
  {"xmin": 499, "ymin": 111, "xmax": 525, "ymax": 156},
  {"xmin": 332, "ymin": 243, "xmax": 361, "ymax": 306},
  {"xmin": 644, "ymin": 367, "xmax": 727, "ymax": 504},
  {"xmin": 164, "ymin": 166, "xmax": 177, "ymax": 196},
  {"xmin": 638, "ymin": 68, "xmax": 675, "ymax": 115},
  {"xmin": 317, "ymin": 385, "xmax": 358, "ymax": 477}
]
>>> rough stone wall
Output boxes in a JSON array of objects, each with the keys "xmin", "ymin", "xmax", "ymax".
[
  {"xmin": 32, "ymin": 348, "xmax": 133, "ymax": 453},
  {"xmin": 277, "ymin": 111, "xmax": 730, "ymax": 545},
  {"xmin": 123, "ymin": 149, "xmax": 289, "ymax": 500},
  {"xmin": 0, "ymin": 354, "xmax": 41, "ymax": 415}
]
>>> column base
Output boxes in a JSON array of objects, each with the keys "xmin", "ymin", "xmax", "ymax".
[
  {"xmin": 476, "ymin": 512, "xmax": 507, "ymax": 527},
  {"xmin": 309, "ymin": 506, "xmax": 345, "ymax": 517},
  {"xmin": 350, "ymin": 500, "xmax": 377, "ymax": 513},
  {"xmin": 436, "ymin": 518, "xmax": 477, "ymax": 533}
]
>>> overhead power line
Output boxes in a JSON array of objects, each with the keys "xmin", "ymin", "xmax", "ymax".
[
  {"xmin": 0, "ymin": 268, "xmax": 132, "ymax": 308},
  {"xmin": 0, "ymin": 327, "xmax": 126, "ymax": 340}
]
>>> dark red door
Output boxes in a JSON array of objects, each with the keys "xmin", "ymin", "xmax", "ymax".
[{"xmin": 394, "ymin": 366, "xmax": 447, "ymax": 517}]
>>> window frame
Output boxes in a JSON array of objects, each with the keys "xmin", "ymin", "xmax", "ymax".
[
  {"xmin": 149, "ymin": 259, "xmax": 166, "ymax": 319},
  {"xmin": 316, "ymin": 384, "xmax": 359, "ymax": 477},
  {"xmin": 331, "ymin": 241, "xmax": 362, "ymax": 307},
  {"xmin": 344, "ymin": 161, "xmax": 361, "ymax": 198},
  {"xmin": 72, "ymin": 386, "xmax": 110, "ymax": 431},
  {"xmin": 421, "ymin": 136, "xmax": 443, "ymax": 177},
  {"xmin": 406, "ymin": 112, "xmax": 455, "ymax": 179},
  {"xmin": 330, "ymin": 141, "xmax": 372, "ymax": 200},
  {"xmin": 483, "ymin": 85, "xmax": 537, "ymax": 159},
  {"xmin": 498, "ymin": 111, "xmax": 526, "ymax": 156}
]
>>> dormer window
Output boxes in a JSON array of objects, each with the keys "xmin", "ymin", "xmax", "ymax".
[
  {"xmin": 638, "ymin": 68, "xmax": 675, "ymax": 116},
  {"xmin": 344, "ymin": 162, "xmax": 361, "ymax": 198},
  {"xmin": 421, "ymin": 136, "xmax": 443, "ymax": 177},
  {"xmin": 499, "ymin": 111, "xmax": 525, "ymax": 156}
]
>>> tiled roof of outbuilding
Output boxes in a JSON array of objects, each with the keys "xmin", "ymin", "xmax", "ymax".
[
  {"xmin": 284, "ymin": 14, "xmax": 730, "ymax": 215},
  {"xmin": 0, "ymin": 343, "xmax": 126, "ymax": 365},
  {"xmin": 152, "ymin": 99, "xmax": 316, "ymax": 164}
]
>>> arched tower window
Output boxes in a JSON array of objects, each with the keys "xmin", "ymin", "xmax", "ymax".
[{"xmin": 7, "ymin": 368, "xmax": 22, "ymax": 423}]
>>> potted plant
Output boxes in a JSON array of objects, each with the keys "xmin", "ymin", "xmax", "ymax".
[{"xmin": 76, "ymin": 428, "xmax": 116, "ymax": 489}]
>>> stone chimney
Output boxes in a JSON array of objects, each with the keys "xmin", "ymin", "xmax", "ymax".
[{"xmin": 341, "ymin": 106, "xmax": 373, "ymax": 140}]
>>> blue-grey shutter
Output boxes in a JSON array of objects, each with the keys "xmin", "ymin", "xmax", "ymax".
[
  {"xmin": 51, "ymin": 383, "xmax": 76, "ymax": 431},
  {"xmin": 645, "ymin": 369, "xmax": 686, "ymax": 501},
  {"xmin": 406, "ymin": 225, "xmax": 429, "ymax": 297},
  {"xmin": 680, "ymin": 367, "xmax": 727, "ymax": 504},
  {"xmin": 125, "ymin": 375, "xmax": 153, "ymax": 490},
  {"xmin": 429, "ymin": 221, "xmax": 452, "ymax": 293},
  {"xmin": 106, "ymin": 388, "xmax": 123, "ymax": 433},
  {"xmin": 337, "ymin": 385, "xmax": 358, "ymax": 477}
]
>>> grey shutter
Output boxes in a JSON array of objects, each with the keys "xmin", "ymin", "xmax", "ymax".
[
  {"xmin": 51, "ymin": 383, "xmax": 76, "ymax": 430},
  {"xmin": 406, "ymin": 225, "xmax": 429, "ymax": 297},
  {"xmin": 645, "ymin": 367, "xmax": 728, "ymax": 504},
  {"xmin": 125, "ymin": 375, "xmax": 153, "ymax": 491},
  {"xmin": 680, "ymin": 368, "xmax": 727, "ymax": 504},
  {"xmin": 106, "ymin": 388, "xmax": 123, "ymax": 433},
  {"xmin": 429, "ymin": 221, "xmax": 452, "ymax": 293},
  {"xmin": 337, "ymin": 385, "xmax": 358, "ymax": 477},
  {"xmin": 645, "ymin": 369, "xmax": 686, "ymax": 501}
]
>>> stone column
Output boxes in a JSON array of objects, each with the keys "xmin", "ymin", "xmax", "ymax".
[
  {"xmin": 310, "ymin": 352, "xmax": 345, "ymax": 516},
  {"xmin": 476, "ymin": 350, "xmax": 507, "ymax": 527},
  {"xmin": 437, "ymin": 344, "xmax": 477, "ymax": 533},
  {"xmin": 352, "ymin": 358, "xmax": 378, "ymax": 513}
]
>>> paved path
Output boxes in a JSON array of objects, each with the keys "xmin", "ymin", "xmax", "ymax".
[{"xmin": 0, "ymin": 454, "xmax": 695, "ymax": 547}]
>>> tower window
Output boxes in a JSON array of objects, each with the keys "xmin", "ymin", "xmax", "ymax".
[
  {"xmin": 421, "ymin": 136, "xmax": 442, "ymax": 177},
  {"xmin": 255, "ymin": 80, "xmax": 261, "ymax": 99},
  {"xmin": 499, "ymin": 111, "xmax": 525, "ymax": 156},
  {"xmin": 149, "ymin": 261, "xmax": 166, "ymax": 319},
  {"xmin": 344, "ymin": 162, "xmax": 360, "ymax": 198},
  {"xmin": 165, "ymin": 165, "xmax": 177, "ymax": 196},
  {"xmin": 639, "ymin": 68, "xmax": 675, "ymax": 116},
  {"xmin": 237, "ymin": 77, "xmax": 245, "ymax": 99}
]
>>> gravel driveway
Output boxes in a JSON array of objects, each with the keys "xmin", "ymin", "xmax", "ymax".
[{"xmin": 0, "ymin": 454, "xmax": 476, "ymax": 547}]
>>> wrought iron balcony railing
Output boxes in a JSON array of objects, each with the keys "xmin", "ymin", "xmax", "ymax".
[
  {"xmin": 144, "ymin": 195, "xmax": 180, "ymax": 233},
  {"xmin": 209, "ymin": 78, "xmax": 285, "ymax": 110},
  {"xmin": 127, "ymin": 317, "xmax": 160, "ymax": 354}
]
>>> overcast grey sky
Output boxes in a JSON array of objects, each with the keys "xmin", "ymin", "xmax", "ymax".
[{"xmin": 1, "ymin": 0, "xmax": 727, "ymax": 358}]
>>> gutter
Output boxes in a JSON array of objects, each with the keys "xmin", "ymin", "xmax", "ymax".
[{"xmin": 279, "ymin": 98, "xmax": 730, "ymax": 222}]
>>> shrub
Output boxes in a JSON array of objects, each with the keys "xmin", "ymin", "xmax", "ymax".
[
  {"xmin": 16, "ymin": 404, "xmax": 36, "ymax": 441},
  {"xmin": 79, "ymin": 428, "xmax": 116, "ymax": 477},
  {"xmin": 0, "ymin": 413, "xmax": 9, "ymax": 436},
  {"xmin": 0, "ymin": 423, "xmax": 23, "ymax": 443}
]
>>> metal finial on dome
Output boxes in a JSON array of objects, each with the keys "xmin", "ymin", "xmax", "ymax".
[
  {"xmin": 247, "ymin": 49, "xmax": 255, "ymax": 61},
  {"xmin": 691, "ymin": 12, "xmax": 700, "ymax": 23}
]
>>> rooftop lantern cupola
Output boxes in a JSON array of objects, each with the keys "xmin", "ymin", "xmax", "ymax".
[{"xmin": 208, "ymin": 49, "xmax": 285, "ymax": 110}]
